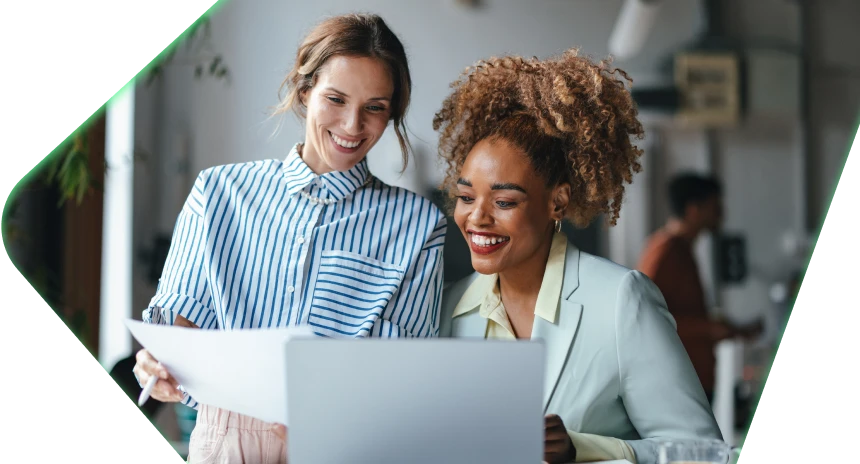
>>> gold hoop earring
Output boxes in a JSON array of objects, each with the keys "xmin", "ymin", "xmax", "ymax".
[{"xmin": 554, "ymin": 220, "xmax": 562, "ymax": 233}]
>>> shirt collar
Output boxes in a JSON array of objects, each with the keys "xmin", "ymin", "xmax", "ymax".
[
  {"xmin": 281, "ymin": 142, "xmax": 371, "ymax": 202},
  {"xmin": 452, "ymin": 231, "xmax": 568, "ymax": 324}
]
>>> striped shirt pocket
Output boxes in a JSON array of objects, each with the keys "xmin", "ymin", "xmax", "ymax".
[{"xmin": 309, "ymin": 249, "xmax": 406, "ymax": 337}]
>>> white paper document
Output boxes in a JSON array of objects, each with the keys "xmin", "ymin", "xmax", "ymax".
[{"xmin": 125, "ymin": 319, "xmax": 314, "ymax": 425}]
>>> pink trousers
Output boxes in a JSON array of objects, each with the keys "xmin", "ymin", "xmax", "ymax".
[{"xmin": 186, "ymin": 404, "xmax": 287, "ymax": 464}]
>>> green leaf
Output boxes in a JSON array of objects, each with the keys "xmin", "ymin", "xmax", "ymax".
[
  {"xmin": 45, "ymin": 153, "xmax": 61, "ymax": 182},
  {"xmin": 146, "ymin": 65, "xmax": 162, "ymax": 86},
  {"xmin": 59, "ymin": 149, "xmax": 77, "ymax": 177},
  {"xmin": 209, "ymin": 57, "xmax": 220, "ymax": 74}
]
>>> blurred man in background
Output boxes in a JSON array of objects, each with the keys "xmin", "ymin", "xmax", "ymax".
[{"xmin": 638, "ymin": 172, "xmax": 760, "ymax": 402}]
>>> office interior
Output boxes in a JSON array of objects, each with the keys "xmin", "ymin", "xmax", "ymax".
[{"xmin": 4, "ymin": 0, "xmax": 858, "ymax": 459}]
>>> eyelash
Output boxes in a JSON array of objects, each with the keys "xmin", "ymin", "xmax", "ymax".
[
  {"xmin": 456, "ymin": 196, "xmax": 517, "ymax": 208},
  {"xmin": 326, "ymin": 97, "xmax": 386, "ymax": 113}
]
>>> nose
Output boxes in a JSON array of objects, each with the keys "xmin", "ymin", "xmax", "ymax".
[
  {"xmin": 341, "ymin": 106, "xmax": 364, "ymax": 136},
  {"xmin": 467, "ymin": 198, "xmax": 493, "ymax": 227}
]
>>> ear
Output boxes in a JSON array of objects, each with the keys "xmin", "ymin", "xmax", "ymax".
[
  {"xmin": 299, "ymin": 87, "xmax": 309, "ymax": 107},
  {"xmin": 550, "ymin": 183, "xmax": 571, "ymax": 221}
]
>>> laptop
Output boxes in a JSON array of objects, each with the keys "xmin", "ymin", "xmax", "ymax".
[{"xmin": 285, "ymin": 338, "xmax": 545, "ymax": 464}]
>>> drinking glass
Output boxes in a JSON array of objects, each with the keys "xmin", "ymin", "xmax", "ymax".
[{"xmin": 657, "ymin": 439, "xmax": 739, "ymax": 464}]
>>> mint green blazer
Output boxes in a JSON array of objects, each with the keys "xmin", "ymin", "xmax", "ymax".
[{"xmin": 439, "ymin": 240, "xmax": 723, "ymax": 464}]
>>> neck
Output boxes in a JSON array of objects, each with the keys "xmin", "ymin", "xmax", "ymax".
[
  {"xmin": 497, "ymin": 230, "xmax": 554, "ymax": 315},
  {"xmin": 665, "ymin": 217, "xmax": 701, "ymax": 242},
  {"xmin": 297, "ymin": 142, "xmax": 331, "ymax": 175}
]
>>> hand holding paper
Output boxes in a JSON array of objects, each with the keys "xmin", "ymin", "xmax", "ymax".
[
  {"xmin": 133, "ymin": 348, "xmax": 183, "ymax": 404},
  {"xmin": 125, "ymin": 319, "xmax": 315, "ymax": 425}
]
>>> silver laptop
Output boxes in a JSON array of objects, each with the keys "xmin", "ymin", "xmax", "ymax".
[{"xmin": 285, "ymin": 338, "xmax": 544, "ymax": 464}]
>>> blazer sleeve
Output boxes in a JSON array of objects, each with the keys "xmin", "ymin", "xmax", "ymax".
[{"xmin": 614, "ymin": 270, "xmax": 724, "ymax": 464}]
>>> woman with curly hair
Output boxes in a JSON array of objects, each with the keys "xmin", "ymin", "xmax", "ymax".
[{"xmin": 436, "ymin": 49, "xmax": 723, "ymax": 464}]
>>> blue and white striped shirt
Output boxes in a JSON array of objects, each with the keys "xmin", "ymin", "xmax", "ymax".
[{"xmin": 143, "ymin": 143, "xmax": 446, "ymax": 408}]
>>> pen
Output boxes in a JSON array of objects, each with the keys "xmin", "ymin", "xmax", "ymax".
[{"xmin": 138, "ymin": 362, "xmax": 162, "ymax": 407}]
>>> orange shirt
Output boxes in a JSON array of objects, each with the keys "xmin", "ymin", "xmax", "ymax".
[{"xmin": 638, "ymin": 229, "xmax": 716, "ymax": 394}]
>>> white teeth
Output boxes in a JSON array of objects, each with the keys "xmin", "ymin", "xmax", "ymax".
[
  {"xmin": 331, "ymin": 133, "xmax": 361, "ymax": 149},
  {"xmin": 471, "ymin": 235, "xmax": 508, "ymax": 247}
]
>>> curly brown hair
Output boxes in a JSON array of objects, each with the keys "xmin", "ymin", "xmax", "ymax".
[{"xmin": 432, "ymin": 48, "xmax": 645, "ymax": 227}]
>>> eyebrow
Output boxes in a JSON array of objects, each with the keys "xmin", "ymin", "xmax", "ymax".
[
  {"xmin": 491, "ymin": 182, "xmax": 527, "ymax": 193},
  {"xmin": 457, "ymin": 178, "xmax": 527, "ymax": 194},
  {"xmin": 324, "ymin": 86, "xmax": 391, "ymax": 102}
]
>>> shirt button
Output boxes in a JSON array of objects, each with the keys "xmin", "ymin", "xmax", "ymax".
[
  {"xmin": 287, "ymin": 286, "xmax": 295, "ymax": 293},
  {"xmin": 297, "ymin": 237, "xmax": 305, "ymax": 244}
]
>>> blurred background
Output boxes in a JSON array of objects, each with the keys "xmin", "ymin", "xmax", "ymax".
[{"xmin": 4, "ymin": 0, "xmax": 858, "ymax": 458}]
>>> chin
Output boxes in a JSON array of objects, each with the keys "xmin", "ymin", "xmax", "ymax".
[
  {"xmin": 326, "ymin": 154, "xmax": 364, "ymax": 172},
  {"xmin": 470, "ymin": 257, "xmax": 502, "ymax": 276}
]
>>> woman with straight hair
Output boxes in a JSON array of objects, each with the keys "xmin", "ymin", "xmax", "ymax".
[{"xmin": 133, "ymin": 13, "xmax": 446, "ymax": 463}]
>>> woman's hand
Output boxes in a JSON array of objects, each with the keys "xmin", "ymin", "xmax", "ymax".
[
  {"xmin": 132, "ymin": 349, "xmax": 184, "ymax": 402},
  {"xmin": 132, "ymin": 315, "xmax": 199, "ymax": 403},
  {"xmin": 544, "ymin": 414, "xmax": 576, "ymax": 463},
  {"xmin": 273, "ymin": 423, "xmax": 288, "ymax": 457}
]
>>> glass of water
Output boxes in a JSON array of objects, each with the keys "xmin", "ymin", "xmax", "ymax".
[{"xmin": 657, "ymin": 439, "xmax": 737, "ymax": 464}]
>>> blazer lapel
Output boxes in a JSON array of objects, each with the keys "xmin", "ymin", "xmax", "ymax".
[
  {"xmin": 531, "ymin": 245, "xmax": 584, "ymax": 411},
  {"xmin": 532, "ymin": 301, "xmax": 582, "ymax": 412}
]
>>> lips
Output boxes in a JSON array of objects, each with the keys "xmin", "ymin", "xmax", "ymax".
[{"xmin": 467, "ymin": 231, "xmax": 510, "ymax": 255}]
